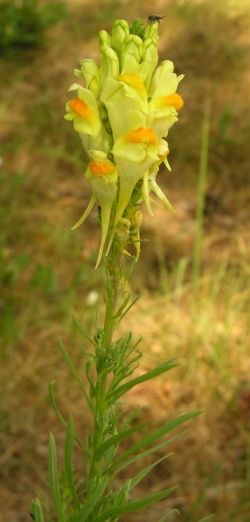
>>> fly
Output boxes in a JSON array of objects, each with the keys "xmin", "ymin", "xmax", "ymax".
[{"xmin": 148, "ymin": 14, "xmax": 166, "ymax": 24}]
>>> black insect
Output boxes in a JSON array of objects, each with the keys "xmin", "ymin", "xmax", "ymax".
[
  {"xmin": 148, "ymin": 14, "xmax": 166, "ymax": 24},
  {"xmin": 30, "ymin": 514, "xmax": 35, "ymax": 520}
]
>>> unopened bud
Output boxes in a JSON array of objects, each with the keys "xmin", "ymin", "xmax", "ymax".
[
  {"xmin": 116, "ymin": 218, "xmax": 131, "ymax": 242},
  {"xmin": 131, "ymin": 209, "xmax": 143, "ymax": 229}
]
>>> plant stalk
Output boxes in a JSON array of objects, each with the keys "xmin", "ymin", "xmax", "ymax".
[{"xmin": 86, "ymin": 236, "xmax": 127, "ymax": 515}]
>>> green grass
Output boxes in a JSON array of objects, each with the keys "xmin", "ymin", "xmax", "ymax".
[{"xmin": 0, "ymin": 0, "xmax": 66, "ymax": 56}]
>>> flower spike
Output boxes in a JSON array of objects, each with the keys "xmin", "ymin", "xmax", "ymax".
[{"xmin": 65, "ymin": 18, "xmax": 184, "ymax": 267}]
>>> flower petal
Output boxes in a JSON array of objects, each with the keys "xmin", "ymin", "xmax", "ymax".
[
  {"xmin": 112, "ymin": 127, "xmax": 159, "ymax": 162},
  {"xmin": 84, "ymin": 156, "xmax": 118, "ymax": 267},
  {"xmin": 65, "ymin": 85, "xmax": 101, "ymax": 136}
]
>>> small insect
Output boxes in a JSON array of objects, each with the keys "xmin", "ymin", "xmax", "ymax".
[
  {"xmin": 30, "ymin": 514, "xmax": 35, "ymax": 520},
  {"xmin": 148, "ymin": 14, "xmax": 166, "ymax": 24}
]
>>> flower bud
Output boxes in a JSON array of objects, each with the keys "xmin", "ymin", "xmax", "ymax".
[
  {"xmin": 78, "ymin": 59, "xmax": 101, "ymax": 97},
  {"xmin": 115, "ymin": 218, "xmax": 131, "ymax": 243},
  {"xmin": 111, "ymin": 20, "xmax": 129, "ymax": 60},
  {"xmin": 139, "ymin": 38, "xmax": 158, "ymax": 89},
  {"xmin": 99, "ymin": 45, "xmax": 120, "ymax": 85},
  {"xmin": 121, "ymin": 35, "xmax": 143, "ymax": 73}
]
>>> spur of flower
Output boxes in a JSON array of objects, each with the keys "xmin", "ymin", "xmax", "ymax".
[{"xmin": 64, "ymin": 17, "xmax": 184, "ymax": 266}]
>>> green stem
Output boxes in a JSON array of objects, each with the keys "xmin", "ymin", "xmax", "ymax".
[
  {"xmin": 86, "ymin": 238, "xmax": 126, "ymax": 516},
  {"xmin": 103, "ymin": 243, "xmax": 123, "ymax": 351}
]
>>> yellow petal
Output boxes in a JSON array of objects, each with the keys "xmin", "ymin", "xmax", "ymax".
[{"xmin": 117, "ymin": 73, "xmax": 147, "ymax": 96}]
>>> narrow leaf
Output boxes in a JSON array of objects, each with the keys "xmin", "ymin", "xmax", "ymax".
[
  {"xmin": 106, "ymin": 359, "xmax": 179, "ymax": 403},
  {"xmin": 72, "ymin": 315, "xmax": 96, "ymax": 348},
  {"xmin": 65, "ymin": 414, "xmax": 81, "ymax": 509},
  {"xmin": 113, "ymin": 292, "xmax": 131, "ymax": 319},
  {"xmin": 69, "ymin": 477, "xmax": 109, "ymax": 522},
  {"xmin": 49, "ymin": 433, "xmax": 64, "ymax": 522},
  {"xmin": 116, "ymin": 292, "xmax": 144, "ymax": 323},
  {"xmin": 48, "ymin": 381, "xmax": 89, "ymax": 457},
  {"xmin": 31, "ymin": 498, "xmax": 44, "ymax": 522},
  {"xmin": 110, "ymin": 431, "xmax": 188, "ymax": 478},
  {"xmin": 110, "ymin": 411, "xmax": 201, "ymax": 469},
  {"xmin": 199, "ymin": 514, "xmax": 215, "ymax": 522},
  {"xmin": 94, "ymin": 487, "xmax": 177, "ymax": 522},
  {"xmin": 158, "ymin": 509, "xmax": 180, "ymax": 521},
  {"xmin": 85, "ymin": 359, "xmax": 97, "ymax": 397},
  {"xmin": 129, "ymin": 453, "xmax": 173, "ymax": 491},
  {"xmin": 94, "ymin": 420, "xmax": 151, "ymax": 460},
  {"xmin": 58, "ymin": 339, "xmax": 94, "ymax": 412}
]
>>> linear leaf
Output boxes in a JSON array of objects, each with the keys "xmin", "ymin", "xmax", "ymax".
[
  {"xmin": 110, "ymin": 430, "xmax": 189, "ymax": 478},
  {"xmin": 65, "ymin": 414, "xmax": 81, "ymax": 509},
  {"xmin": 49, "ymin": 433, "xmax": 64, "ymax": 522},
  {"xmin": 58, "ymin": 338, "xmax": 94, "ymax": 412},
  {"xmin": 116, "ymin": 292, "xmax": 144, "ymax": 323},
  {"xmin": 85, "ymin": 359, "xmax": 97, "ymax": 397},
  {"xmin": 48, "ymin": 381, "xmax": 89, "ymax": 457},
  {"xmin": 158, "ymin": 509, "xmax": 180, "ymax": 521},
  {"xmin": 72, "ymin": 315, "xmax": 96, "ymax": 348},
  {"xmin": 199, "ymin": 514, "xmax": 214, "ymax": 522},
  {"xmin": 129, "ymin": 453, "xmax": 173, "ymax": 491},
  {"xmin": 110, "ymin": 411, "xmax": 201, "ymax": 469},
  {"xmin": 113, "ymin": 291, "xmax": 131, "ymax": 319},
  {"xmin": 94, "ymin": 420, "xmax": 151, "ymax": 460},
  {"xmin": 106, "ymin": 359, "xmax": 179, "ymax": 403},
  {"xmin": 31, "ymin": 497, "xmax": 44, "ymax": 522},
  {"xmin": 94, "ymin": 487, "xmax": 177, "ymax": 522},
  {"xmin": 69, "ymin": 477, "xmax": 109, "ymax": 522}
]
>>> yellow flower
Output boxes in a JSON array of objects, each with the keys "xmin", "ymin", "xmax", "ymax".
[
  {"xmin": 65, "ymin": 18, "xmax": 184, "ymax": 266},
  {"xmin": 64, "ymin": 84, "xmax": 101, "ymax": 136},
  {"xmin": 72, "ymin": 153, "xmax": 118, "ymax": 268}
]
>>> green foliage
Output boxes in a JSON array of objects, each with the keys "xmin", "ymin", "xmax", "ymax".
[
  {"xmin": 38, "ymin": 297, "xmax": 200, "ymax": 521},
  {"xmin": 31, "ymin": 498, "xmax": 45, "ymax": 522},
  {"xmin": 0, "ymin": 171, "xmax": 31, "ymax": 353},
  {"xmin": 0, "ymin": 0, "xmax": 66, "ymax": 56},
  {"xmin": 129, "ymin": 18, "xmax": 145, "ymax": 38},
  {"xmin": 49, "ymin": 432, "xmax": 65, "ymax": 522},
  {"xmin": 1, "ymin": 253, "xmax": 30, "ymax": 288},
  {"xmin": 31, "ymin": 264, "xmax": 58, "ymax": 296},
  {"xmin": 199, "ymin": 515, "xmax": 214, "ymax": 522},
  {"xmin": 7, "ymin": 2, "xmax": 246, "ymax": 522}
]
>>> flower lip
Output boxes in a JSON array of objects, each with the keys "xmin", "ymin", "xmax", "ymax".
[
  {"xmin": 69, "ymin": 99, "xmax": 94, "ymax": 119},
  {"xmin": 117, "ymin": 73, "xmax": 146, "ymax": 93},
  {"xmin": 125, "ymin": 127, "xmax": 158, "ymax": 146},
  {"xmin": 89, "ymin": 161, "xmax": 116, "ymax": 176},
  {"xmin": 154, "ymin": 93, "xmax": 184, "ymax": 111}
]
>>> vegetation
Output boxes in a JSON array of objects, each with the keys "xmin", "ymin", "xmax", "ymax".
[
  {"xmin": 0, "ymin": 0, "xmax": 66, "ymax": 56},
  {"xmin": 0, "ymin": 0, "xmax": 250, "ymax": 520}
]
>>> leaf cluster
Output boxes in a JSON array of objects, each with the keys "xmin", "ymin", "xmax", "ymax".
[{"xmin": 32, "ymin": 314, "xmax": 200, "ymax": 521}]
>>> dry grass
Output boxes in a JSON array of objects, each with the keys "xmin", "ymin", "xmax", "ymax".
[{"xmin": 1, "ymin": 0, "xmax": 250, "ymax": 521}]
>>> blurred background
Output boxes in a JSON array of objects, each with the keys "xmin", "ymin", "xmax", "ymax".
[{"xmin": 0, "ymin": 0, "xmax": 250, "ymax": 520}]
